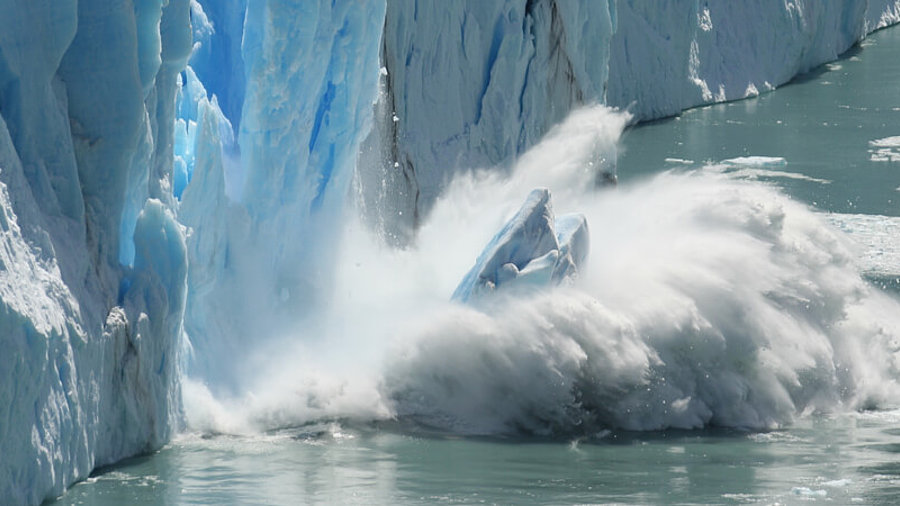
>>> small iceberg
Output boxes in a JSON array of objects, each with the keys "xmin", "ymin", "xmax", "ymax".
[
  {"xmin": 452, "ymin": 188, "xmax": 589, "ymax": 303},
  {"xmin": 722, "ymin": 156, "xmax": 787, "ymax": 167},
  {"xmin": 869, "ymin": 136, "xmax": 900, "ymax": 162}
]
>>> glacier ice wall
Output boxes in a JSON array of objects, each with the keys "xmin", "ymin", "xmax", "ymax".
[
  {"xmin": 187, "ymin": 0, "xmax": 247, "ymax": 131},
  {"xmin": 607, "ymin": 0, "xmax": 900, "ymax": 121},
  {"xmin": 359, "ymin": 0, "xmax": 900, "ymax": 240},
  {"xmin": 357, "ymin": 0, "xmax": 615, "ymax": 243},
  {"xmin": 179, "ymin": 0, "xmax": 386, "ymax": 391},
  {"xmin": 3, "ymin": 0, "xmax": 900, "ymax": 503},
  {"xmin": 0, "ymin": 0, "xmax": 191, "ymax": 503}
]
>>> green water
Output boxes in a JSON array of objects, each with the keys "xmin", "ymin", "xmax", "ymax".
[
  {"xmin": 618, "ymin": 26, "xmax": 900, "ymax": 218},
  {"xmin": 52, "ymin": 413, "xmax": 900, "ymax": 505},
  {"xmin": 52, "ymin": 25, "xmax": 900, "ymax": 506}
]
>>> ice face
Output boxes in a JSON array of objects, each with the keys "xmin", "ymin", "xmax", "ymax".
[
  {"xmin": 361, "ymin": 0, "xmax": 900, "ymax": 239},
  {"xmin": 0, "ymin": 0, "xmax": 190, "ymax": 503},
  {"xmin": 452, "ymin": 188, "xmax": 589, "ymax": 303},
  {"xmin": 358, "ymin": 1, "xmax": 614, "ymax": 243},
  {"xmin": 188, "ymin": 0, "xmax": 247, "ymax": 131},
  {"xmin": 178, "ymin": 0, "xmax": 387, "ymax": 393},
  {"xmin": 553, "ymin": 213, "xmax": 590, "ymax": 283}
]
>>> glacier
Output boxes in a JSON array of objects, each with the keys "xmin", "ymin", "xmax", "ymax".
[
  {"xmin": 0, "ymin": 0, "xmax": 191, "ymax": 504},
  {"xmin": 2, "ymin": 0, "xmax": 900, "ymax": 503},
  {"xmin": 359, "ymin": 0, "xmax": 900, "ymax": 240},
  {"xmin": 179, "ymin": 0, "xmax": 387, "ymax": 392}
]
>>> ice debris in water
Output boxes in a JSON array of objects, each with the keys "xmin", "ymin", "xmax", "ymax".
[
  {"xmin": 722, "ymin": 156, "xmax": 787, "ymax": 167},
  {"xmin": 869, "ymin": 136, "xmax": 900, "ymax": 162},
  {"xmin": 452, "ymin": 188, "xmax": 588, "ymax": 303}
]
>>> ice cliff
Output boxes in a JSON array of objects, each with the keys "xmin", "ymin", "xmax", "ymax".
[
  {"xmin": 2, "ymin": 0, "xmax": 900, "ymax": 503},
  {"xmin": 359, "ymin": 0, "xmax": 900, "ymax": 239},
  {"xmin": 179, "ymin": 0, "xmax": 386, "ymax": 391},
  {"xmin": 0, "ymin": 0, "xmax": 191, "ymax": 503}
]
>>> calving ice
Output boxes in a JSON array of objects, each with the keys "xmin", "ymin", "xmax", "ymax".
[{"xmin": 2, "ymin": 0, "xmax": 900, "ymax": 504}]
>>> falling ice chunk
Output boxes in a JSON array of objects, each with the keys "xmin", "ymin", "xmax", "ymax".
[{"xmin": 452, "ymin": 188, "xmax": 589, "ymax": 303}]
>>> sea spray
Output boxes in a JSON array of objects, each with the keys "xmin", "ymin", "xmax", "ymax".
[
  {"xmin": 386, "ymin": 170, "xmax": 900, "ymax": 434},
  {"xmin": 184, "ymin": 105, "xmax": 900, "ymax": 436}
]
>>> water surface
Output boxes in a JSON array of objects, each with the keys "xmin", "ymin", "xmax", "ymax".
[{"xmin": 619, "ymin": 25, "xmax": 900, "ymax": 217}]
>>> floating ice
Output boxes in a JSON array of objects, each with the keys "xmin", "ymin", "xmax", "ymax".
[
  {"xmin": 722, "ymin": 156, "xmax": 788, "ymax": 167},
  {"xmin": 452, "ymin": 189, "xmax": 589, "ymax": 303},
  {"xmin": 709, "ymin": 157, "xmax": 832, "ymax": 184},
  {"xmin": 665, "ymin": 158, "xmax": 696, "ymax": 166},
  {"xmin": 792, "ymin": 487, "xmax": 828, "ymax": 497},
  {"xmin": 869, "ymin": 136, "xmax": 900, "ymax": 162}
]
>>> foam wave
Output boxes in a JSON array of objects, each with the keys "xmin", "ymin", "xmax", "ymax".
[
  {"xmin": 185, "ymin": 106, "xmax": 900, "ymax": 436},
  {"xmin": 385, "ymin": 171, "xmax": 900, "ymax": 434}
]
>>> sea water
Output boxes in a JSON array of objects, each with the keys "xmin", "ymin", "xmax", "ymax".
[
  {"xmin": 53, "ymin": 25, "xmax": 900, "ymax": 506},
  {"xmin": 46, "ymin": 413, "xmax": 900, "ymax": 504}
]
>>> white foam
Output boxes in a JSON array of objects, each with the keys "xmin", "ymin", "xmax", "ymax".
[
  {"xmin": 869, "ymin": 136, "xmax": 900, "ymax": 162},
  {"xmin": 705, "ymin": 158, "xmax": 831, "ymax": 184},
  {"xmin": 722, "ymin": 156, "xmax": 788, "ymax": 167},
  {"xmin": 188, "ymin": 106, "xmax": 900, "ymax": 437},
  {"xmin": 869, "ymin": 136, "xmax": 900, "ymax": 148},
  {"xmin": 665, "ymin": 158, "xmax": 695, "ymax": 165},
  {"xmin": 727, "ymin": 168, "xmax": 830, "ymax": 184},
  {"xmin": 792, "ymin": 487, "xmax": 828, "ymax": 497},
  {"xmin": 384, "ymin": 164, "xmax": 900, "ymax": 434}
]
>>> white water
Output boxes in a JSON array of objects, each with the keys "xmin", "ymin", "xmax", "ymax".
[{"xmin": 184, "ymin": 105, "xmax": 900, "ymax": 437}]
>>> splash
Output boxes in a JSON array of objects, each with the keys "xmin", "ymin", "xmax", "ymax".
[{"xmin": 184, "ymin": 105, "xmax": 900, "ymax": 436}]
